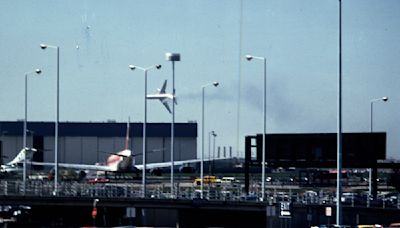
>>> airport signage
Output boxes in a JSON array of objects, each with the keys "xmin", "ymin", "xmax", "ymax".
[
  {"xmin": 325, "ymin": 206, "xmax": 332, "ymax": 217},
  {"xmin": 279, "ymin": 202, "xmax": 291, "ymax": 218}
]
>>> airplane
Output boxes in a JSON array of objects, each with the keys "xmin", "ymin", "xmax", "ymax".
[
  {"xmin": 146, "ymin": 80, "xmax": 177, "ymax": 113},
  {"xmin": 0, "ymin": 148, "xmax": 37, "ymax": 174},
  {"xmin": 1, "ymin": 119, "xmax": 230, "ymax": 179},
  {"xmin": 29, "ymin": 121, "xmax": 138, "ymax": 175},
  {"xmin": 0, "ymin": 122, "xmax": 136, "ymax": 180}
]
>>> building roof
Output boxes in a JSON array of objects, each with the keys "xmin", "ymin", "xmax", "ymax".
[{"xmin": 0, "ymin": 121, "xmax": 197, "ymax": 137}]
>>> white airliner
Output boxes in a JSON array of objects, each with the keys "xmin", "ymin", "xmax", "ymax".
[
  {"xmin": 0, "ymin": 123, "xmax": 135, "ymax": 174},
  {"xmin": 0, "ymin": 148, "xmax": 37, "ymax": 173},
  {"xmin": 146, "ymin": 80, "xmax": 177, "ymax": 113},
  {"xmin": 3, "ymin": 147, "xmax": 224, "ymax": 175},
  {"xmin": 1, "ymin": 121, "xmax": 228, "ymax": 176}
]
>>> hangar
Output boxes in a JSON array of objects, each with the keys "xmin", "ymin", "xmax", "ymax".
[{"xmin": 0, "ymin": 121, "xmax": 197, "ymax": 166}]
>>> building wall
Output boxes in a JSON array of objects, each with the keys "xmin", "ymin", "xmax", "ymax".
[
  {"xmin": 43, "ymin": 136, "xmax": 54, "ymax": 162},
  {"xmin": 0, "ymin": 121, "xmax": 197, "ymax": 165},
  {"xmin": 2, "ymin": 136, "xmax": 21, "ymax": 160},
  {"xmin": 82, "ymin": 137, "xmax": 98, "ymax": 164},
  {"xmin": 0, "ymin": 135, "xmax": 196, "ymax": 165}
]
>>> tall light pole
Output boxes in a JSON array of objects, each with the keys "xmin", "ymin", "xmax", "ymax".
[
  {"xmin": 166, "ymin": 53, "xmax": 180, "ymax": 198},
  {"xmin": 212, "ymin": 131, "xmax": 217, "ymax": 175},
  {"xmin": 369, "ymin": 96, "xmax": 388, "ymax": 198},
  {"xmin": 201, "ymin": 81, "xmax": 219, "ymax": 199},
  {"xmin": 128, "ymin": 64, "xmax": 161, "ymax": 198},
  {"xmin": 208, "ymin": 131, "xmax": 215, "ymax": 175},
  {"xmin": 245, "ymin": 54, "xmax": 266, "ymax": 201},
  {"xmin": 337, "ymin": 0, "xmax": 343, "ymax": 224},
  {"xmin": 23, "ymin": 69, "xmax": 42, "ymax": 190},
  {"xmin": 40, "ymin": 43, "xmax": 59, "ymax": 195}
]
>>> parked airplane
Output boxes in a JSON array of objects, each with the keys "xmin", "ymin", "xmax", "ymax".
[
  {"xmin": 146, "ymin": 80, "xmax": 177, "ymax": 113},
  {"xmin": 29, "ymin": 121, "xmax": 137, "ymax": 174},
  {"xmin": 0, "ymin": 148, "xmax": 36, "ymax": 174},
  {"xmin": 0, "ymin": 122, "xmax": 136, "ymax": 179},
  {"xmin": 1, "ymin": 120, "xmax": 229, "ymax": 178}
]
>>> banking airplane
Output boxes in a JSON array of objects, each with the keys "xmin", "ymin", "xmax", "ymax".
[{"xmin": 146, "ymin": 80, "xmax": 177, "ymax": 114}]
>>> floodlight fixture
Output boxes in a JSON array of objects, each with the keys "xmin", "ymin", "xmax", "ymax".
[
  {"xmin": 245, "ymin": 55, "xmax": 253, "ymax": 61},
  {"xmin": 166, "ymin": 53, "xmax": 181, "ymax": 61}
]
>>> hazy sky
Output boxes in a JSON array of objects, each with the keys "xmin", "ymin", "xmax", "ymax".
[{"xmin": 1, "ymin": 0, "xmax": 399, "ymax": 159}]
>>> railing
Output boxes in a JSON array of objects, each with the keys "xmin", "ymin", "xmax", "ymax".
[{"xmin": 0, "ymin": 180, "xmax": 399, "ymax": 209}]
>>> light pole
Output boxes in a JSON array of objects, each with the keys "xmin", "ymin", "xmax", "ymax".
[
  {"xmin": 212, "ymin": 131, "xmax": 217, "ymax": 175},
  {"xmin": 166, "ymin": 53, "xmax": 180, "ymax": 198},
  {"xmin": 128, "ymin": 64, "xmax": 161, "ymax": 198},
  {"xmin": 201, "ymin": 81, "xmax": 219, "ymax": 199},
  {"xmin": 208, "ymin": 131, "xmax": 215, "ymax": 175},
  {"xmin": 369, "ymin": 96, "xmax": 388, "ymax": 198},
  {"xmin": 40, "ymin": 43, "xmax": 59, "ymax": 195},
  {"xmin": 337, "ymin": 0, "xmax": 343, "ymax": 224},
  {"xmin": 245, "ymin": 54, "xmax": 266, "ymax": 201},
  {"xmin": 23, "ymin": 69, "xmax": 42, "ymax": 189}
]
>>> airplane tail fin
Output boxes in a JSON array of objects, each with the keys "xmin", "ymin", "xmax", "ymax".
[{"xmin": 7, "ymin": 148, "xmax": 37, "ymax": 165}]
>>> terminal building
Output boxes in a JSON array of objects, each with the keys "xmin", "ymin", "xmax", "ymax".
[
  {"xmin": 0, "ymin": 121, "xmax": 197, "ymax": 166},
  {"xmin": 244, "ymin": 132, "xmax": 387, "ymax": 196}
]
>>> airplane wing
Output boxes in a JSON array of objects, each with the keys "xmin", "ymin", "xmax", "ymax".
[
  {"xmin": 28, "ymin": 157, "xmax": 232, "ymax": 172},
  {"xmin": 161, "ymin": 98, "xmax": 172, "ymax": 113},
  {"xmin": 29, "ymin": 161, "xmax": 116, "ymax": 172},
  {"xmin": 160, "ymin": 80, "xmax": 167, "ymax": 93},
  {"xmin": 135, "ymin": 157, "xmax": 230, "ymax": 170}
]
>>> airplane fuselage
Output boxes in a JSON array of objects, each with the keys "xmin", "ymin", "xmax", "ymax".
[{"xmin": 146, "ymin": 94, "xmax": 172, "ymax": 100}]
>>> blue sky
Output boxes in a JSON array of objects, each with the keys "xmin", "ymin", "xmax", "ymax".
[{"xmin": 1, "ymin": 0, "xmax": 399, "ymax": 159}]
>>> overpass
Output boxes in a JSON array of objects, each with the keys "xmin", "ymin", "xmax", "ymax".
[
  {"xmin": 0, "ymin": 193, "xmax": 267, "ymax": 227},
  {"xmin": 2, "ymin": 193, "xmax": 400, "ymax": 227}
]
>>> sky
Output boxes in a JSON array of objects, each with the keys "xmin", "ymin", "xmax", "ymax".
[{"xmin": 0, "ymin": 0, "xmax": 399, "ymax": 159}]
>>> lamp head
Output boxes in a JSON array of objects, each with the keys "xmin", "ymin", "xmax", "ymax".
[
  {"xmin": 382, "ymin": 97, "xmax": 389, "ymax": 102},
  {"xmin": 128, "ymin": 65, "xmax": 136, "ymax": 71},
  {"xmin": 155, "ymin": 64, "xmax": 162, "ymax": 70},
  {"xmin": 245, "ymin": 55, "xmax": 253, "ymax": 61},
  {"xmin": 35, "ymin": 69, "xmax": 42, "ymax": 74},
  {"xmin": 212, "ymin": 82, "xmax": 219, "ymax": 87},
  {"xmin": 40, "ymin": 44, "xmax": 47, "ymax": 50},
  {"xmin": 165, "ymin": 53, "xmax": 181, "ymax": 61}
]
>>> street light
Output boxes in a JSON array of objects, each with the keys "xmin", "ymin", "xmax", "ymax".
[
  {"xmin": 211, "ymin": 131, "xmax": 217, "ymax": 175},
  {"xmin": 128, "ymin": 64, "xmax": 161, "ymax": 198},
  {"xmin": 337, "ymin": 0, "xmax": 343, "ymax": 224},
  {"xmin": 23, "ymin": 69, "xmax": 42, "ymax": 190},
  {"xmin": 245, "ymin": 54, "xmax": 267, "ymax": 201},
  {"xmin": 40, "ymin": 43, "xmax": 59, "ymax": 195},
  {"xmin": 208, "ymin": 131, "xmax": 216, "ymax": 175},
  {"xmin": 166, "ymin": 52, "xmax": 180, "ymax": 198},
  {"xmin": 201, "ymin": 81, "xmax": 219, "ymax": 199},
  {"xmin": 369, "ymin": 96, "xmax": 388, "ymax": 198}
]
